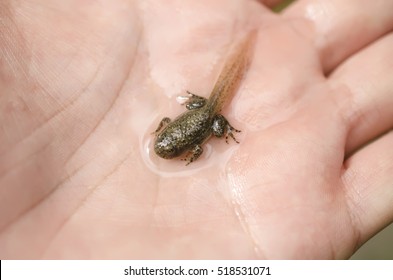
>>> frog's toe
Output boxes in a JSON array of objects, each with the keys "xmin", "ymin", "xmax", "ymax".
[
  {"xmin": 225, "ymin": 126, "xmax": 241, "ymax": 144},
  {"xmin": 153, "ymin": 117, "xmax": 171, "ymax": 134},
  {"xmin": 181, "ymin": 145, "xmax": 203, "ymax": 165}
]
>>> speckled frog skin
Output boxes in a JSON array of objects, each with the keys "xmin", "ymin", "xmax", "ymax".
[{"xmin": 154, "ymin": 31, "xmax": 256, "ymax": 165}]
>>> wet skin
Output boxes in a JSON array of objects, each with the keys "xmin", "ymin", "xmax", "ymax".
[{"xmin": 154, "ymin": 31, "xmax": 256, "ymax": 165}]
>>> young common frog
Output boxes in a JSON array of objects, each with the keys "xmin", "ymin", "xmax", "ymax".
[{"xmin": 154, "ymin": 30, "xmax": 256, "ymax": 165}]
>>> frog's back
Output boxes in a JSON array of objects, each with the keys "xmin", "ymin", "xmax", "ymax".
[
  {"xmin": 169, "ymin": 108, "xmax": 213, "ymax": 145},
  {"xmin": 154, "ymin": 108, "xmax": 212, "ymax": 158}
]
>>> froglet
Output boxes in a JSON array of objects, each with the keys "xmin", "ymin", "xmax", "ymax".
[{"xmin": 154, "ymin": 30, "xmax": 256, "ymax": 165}]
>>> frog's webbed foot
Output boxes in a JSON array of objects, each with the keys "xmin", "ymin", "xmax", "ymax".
[
  {"xmin": 181, "ymin": 144, "xmax": 203, "ymax": 165},
  {"xmin": 179, "ymin": 91, "xmax": 206, "ymax": 110},
  {"xmin": 153, "ymin": 117, "xmax": 171, "ymax": 134},
  {"xmin": 212, "ymin": 115, "xmax": 241, "ymax": 144}
]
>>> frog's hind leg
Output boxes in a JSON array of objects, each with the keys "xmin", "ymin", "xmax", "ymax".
[
  {"xmin": 182, "ymin": 144, "xmax": 203, "ymax": 165},
  {"xmin": 181, "ymin": 91, "xmax": 206, "ymax": 110},
  {"xmin": 153, "ymin": 117, "xmax": 171, "ymax": 134},
  {"xmin": 212, "ymin": 115, "xmax": 241, "ymax": 144}
]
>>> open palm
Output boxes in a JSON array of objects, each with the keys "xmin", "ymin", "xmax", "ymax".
[{"xmin": 1, "ymin": 0, "xmax": 393, "ymax": 259}]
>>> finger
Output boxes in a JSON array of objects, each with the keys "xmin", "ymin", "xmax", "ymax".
[
  {"xmin": 284, "ymin": 0, "xmax": 393, "ymax": 72},
  {"xmin": 342, "ymin": 131, "xmax": 393, "ymax": 247},
  {"xmin": 329, "ymin": 33, "xmax": 393, "ymax": 154}
]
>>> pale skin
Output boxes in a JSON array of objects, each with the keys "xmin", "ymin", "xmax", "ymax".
[{"xmin": 1, "ymin": 0, "xmax": 393, "ymax": 259}]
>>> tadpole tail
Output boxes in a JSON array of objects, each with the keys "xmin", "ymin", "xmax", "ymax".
[{"xmin": 207, "ymin": 29, "xmax": 257, "ymax": 114}]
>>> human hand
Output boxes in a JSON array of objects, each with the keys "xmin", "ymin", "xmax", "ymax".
[{"xmin": 1, "ymin": 0, "xmax": 392, "ymax": 259}]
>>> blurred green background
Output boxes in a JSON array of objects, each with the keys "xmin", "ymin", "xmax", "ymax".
[
  {"xmin": 273, "ymin": 0, "xmax": 393, "ymax": 260},
  {"xmin": 273, "ymin": 0, "xmax": 295, "ymax": 12}
]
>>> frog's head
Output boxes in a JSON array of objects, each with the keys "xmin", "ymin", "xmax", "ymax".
[{"xmin": 154, "ymin": 134, "xmax": 181, "ymax": 159}]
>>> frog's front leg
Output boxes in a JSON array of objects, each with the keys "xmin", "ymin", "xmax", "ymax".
[
  {"xmin": 182, "ymin": 144, "xmax": 203, "ymax": 165},
  {"xmin": 154, "ymin": 117, "xmax": 171, "ymax": 134},
  {"xmin": 181, "ymin": 91, "xmax": 206, "ymax": 110},
  {"xmin": 212, "ymin": 115, "xmax": 241, "ymax": 144}
]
